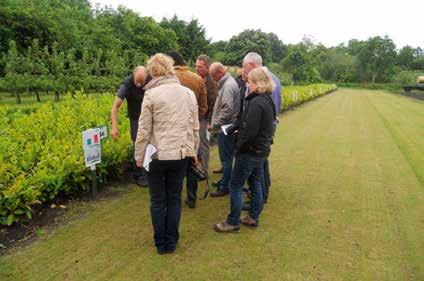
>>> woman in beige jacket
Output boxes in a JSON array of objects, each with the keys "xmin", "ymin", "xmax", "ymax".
[{"xmin": 134, "ymin": 53, "xmax": 199, "ymax": 255}]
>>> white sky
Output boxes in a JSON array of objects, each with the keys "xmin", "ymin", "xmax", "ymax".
[{"xmin": 90, "ymin": 0, "xmax": 424, "ymax": 49}]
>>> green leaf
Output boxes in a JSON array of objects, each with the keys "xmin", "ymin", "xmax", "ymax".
[{"xmin": 6, "ymin": 213, "xmax": 14, "ymax": 226}]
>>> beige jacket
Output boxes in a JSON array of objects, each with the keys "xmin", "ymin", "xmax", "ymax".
[{"xmin": 134, "ymin": 76, "xmax": 200, "ymax": 163}]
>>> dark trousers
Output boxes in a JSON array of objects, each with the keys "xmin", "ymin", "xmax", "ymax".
[
  {"xmin": 147, "ymin": 158, "xmax": 188, "ymax": 252},
  {"xmin": 262, "ymin": 158, "xmax": 271, "ymax": 203},
  {"xmin": 227, "ymin": 153, "xmax": 265, "ymax": 226},
  {"xmin": 130, "ymin": 118, "xmax": 146, "ymax": 179},
  {"xmin": 217, "ymin": 132, "xmax": 235, "ymax": 192}
]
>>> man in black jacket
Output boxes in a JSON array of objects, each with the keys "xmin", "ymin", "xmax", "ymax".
[
  {"xmin": 214, "ymin": 67, "xmax": 276, "ymax": 232},
  {"xmin": 111, "ymin": 66, "xmax": 150, "ymax": 187}
]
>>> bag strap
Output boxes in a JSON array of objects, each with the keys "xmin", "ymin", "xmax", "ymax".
[{"xmin": 198, "ymin": 174, "xmax": 209, "ymax": 200}]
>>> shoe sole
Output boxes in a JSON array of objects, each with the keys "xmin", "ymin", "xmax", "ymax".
[{"xmin": 213, "ymin": 224, "xmax": 240, "ymax": 233}]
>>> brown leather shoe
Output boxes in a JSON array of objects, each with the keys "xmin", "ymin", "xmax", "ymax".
[
  {"xmin": 210, "ymin": 189, "xmax": 229, "ymax": 197},
  {"xmin": 213, "ymin": 167, "xmax": 223, "ymax": 174},
  {"xmin": 240, "ymin": 216, "xmax": 258, "ymax": 228},
  {"xmin": 214, "ymin": 222, "xmax": 240, "ymax": 233}
]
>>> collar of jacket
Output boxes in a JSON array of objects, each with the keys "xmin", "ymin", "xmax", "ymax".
[
  {"xmin": 174, "ymin": 65, "xmax": 190, "ymax": 72},
  {"xmin": 143, "ymin": 75, "xmax": 180, "ymax": 91},
  {"xmin": 245, "ymin": 92, "xmax": 271, "ymax": 100},
  {"xmin": 218, "ymin": 72, "xmax": 231, "ymax": 88}
]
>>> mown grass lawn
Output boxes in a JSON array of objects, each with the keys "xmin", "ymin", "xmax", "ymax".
[{"xmin": 0, "ymin": 89, "xmax": 423, "ymax": 281}]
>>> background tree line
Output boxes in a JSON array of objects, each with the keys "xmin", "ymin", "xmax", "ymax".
[{"xmin": 1, "ymin": 0, "xmax": 423, "ymax": 103}]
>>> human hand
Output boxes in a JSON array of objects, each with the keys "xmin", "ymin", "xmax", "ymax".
[{"xmin": 111, "ymin": 128, "xmax": 119, "ymax": 140}]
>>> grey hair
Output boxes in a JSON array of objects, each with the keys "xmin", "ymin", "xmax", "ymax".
[
  {"xmin": 243, "ymin": 52, "xmax": 263, "ymax": 66},
  {"xmin": 196, "ymin": 54, "xmax": 212, "ymax": 67}
]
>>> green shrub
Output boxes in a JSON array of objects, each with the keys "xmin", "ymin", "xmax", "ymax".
[{"xmin": 0, "ymin": 93, "xmax": 131, "ymax": 225}]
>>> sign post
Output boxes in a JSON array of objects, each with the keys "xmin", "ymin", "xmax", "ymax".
[{"xmin": 82, "ymin": 128, "xmax": 102, "ymax": 198}]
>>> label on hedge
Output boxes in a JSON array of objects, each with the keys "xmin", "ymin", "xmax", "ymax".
[
  {"xmin": 82, "ymin": 129, "xmax": 101, "ymax": 167},
  {"xmin": 96, "ymin": 125, "xmax": 108, "ymax": 140}
]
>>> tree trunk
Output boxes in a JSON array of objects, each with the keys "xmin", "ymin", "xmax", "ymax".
[
  {"xmin": 16, "ymin": 91, "xmax": 21, "ymax": 104},
  {"xmin": 372, "ymin": 73, "xmax": 377, "ymax": 84},
  {"xmin": 55, "ymin": 91, "xmax": 60, "ymax": 102},
  {"xmin": 36, "ymin": 90, "xmax": 41, "ymax": 102}
]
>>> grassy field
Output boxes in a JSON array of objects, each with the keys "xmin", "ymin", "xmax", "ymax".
[{"xmin": 0, "ymin": 88, "xmax": 423, "ymax": 281}]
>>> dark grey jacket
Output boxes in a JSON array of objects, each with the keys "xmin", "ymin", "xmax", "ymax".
[{"xmin": 211, "ymin": 72, "xmax": 240, "ymax": 129}]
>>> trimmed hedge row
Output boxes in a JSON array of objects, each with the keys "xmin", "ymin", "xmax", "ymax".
[
  {"xmin": 282, "ymin": 84, "xmax": 337, "ymax": 110},
  {"xmin": 0, "ymin": 93, "xmax": 131, "ymax": 225}
]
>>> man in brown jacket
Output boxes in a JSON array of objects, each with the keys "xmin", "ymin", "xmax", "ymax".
[
  {"xmin": 166, "ymin": 51, "xmax": 207, "ymax": 119},
  {"xmin": 166, "ymin": 51, "xmax": 207, "ymax": 209}
]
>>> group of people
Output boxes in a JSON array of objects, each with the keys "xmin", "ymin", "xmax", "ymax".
[{"xmin": 110, "ymin": 51, "xmax": 281, "ymax": 255}]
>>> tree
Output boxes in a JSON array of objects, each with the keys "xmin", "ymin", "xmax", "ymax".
[
  {"xmin": 160, "ymin": 16, "xmax": 209, "ymax": 62},
  {"xmin": 397, "ymin": 46, "xmax": 415, "ymax": 69},
  {"xmin": 224, "ymin": 29, "xmax": 272, "ymax": 66},
  {"xmin": 4, "ymin": 40, "xmax": 22, "ymax": 103},
  {"xmin": 356, "ymin": 36, "xmax": 397, "ymax": 83},
  {"xmin": 268, "ymin": 33, "xmax": 287, "ymax": 62},
  {"xmin": 282, "ymin": 44, "xmax": 321, "ymax": 83}
]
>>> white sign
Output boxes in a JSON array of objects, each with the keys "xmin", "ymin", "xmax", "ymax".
[
  {"xmin": 82, "ymin": 129, "xmax": 101, "ymax": 167},
  {"xmin": 96, "ymin": 125, "xmax": 108, "ymax": 140}
]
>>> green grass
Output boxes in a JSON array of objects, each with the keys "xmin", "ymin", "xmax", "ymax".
[{"xmin": 0, "ymin": 89, "xmax": 423, "ymax": 281}]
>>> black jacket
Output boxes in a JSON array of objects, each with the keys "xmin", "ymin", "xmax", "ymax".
[
  {"xmin": 118, "ymin": 75, "xmax": 151, "ymax": 120},
  {"xmin": 235, "ymin": 92, "xmax": 276, "ymax": 157}
]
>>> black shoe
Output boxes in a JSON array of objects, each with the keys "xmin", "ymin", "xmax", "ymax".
[
  {"xmin": 165, "ymin": 248, "xmax": 176, "ymax": 254},
  {"xmin": 212, "ymin": 180, "xmax": 222, "ymax": 188},
  {"xmin": 185, "ymin": 199, "xmax": 196, "ymax": 209},
  {"xmin": 135, "ymin": 177, "xmax": 148, "ymax": 188},
  {"xmin": 157, "ymin": 248, "xmax": 167, "ymax": 255},
  {"xmin": 242, "ymin": 202, "xmax": 250, "ymax": 211},
  {"xmin": 210, "ymin": 189, "xmax": 229, "ymax": 197}
]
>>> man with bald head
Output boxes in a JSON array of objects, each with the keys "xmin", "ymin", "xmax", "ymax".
[
  {"xmin": 111, "ymin": 66, "xmax": 151, "ymax": 187},
  {"xmin": 209, "ymin": 62, "xmax": 240, "ymax": 197}
]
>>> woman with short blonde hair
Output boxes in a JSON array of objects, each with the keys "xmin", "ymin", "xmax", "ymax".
[
  {"xmin": 135, "ymin": 53, "xmax": 199, "ymax": 254},
  {"xmin": 214, "ymin": 67, "xmax": 276, "ymax": 233},
  {"xmin": 146, "ymin": 53, "xmax": 175, "ymax": 78},
  {"xmin": 247, "ymin": 67, "xmax": 275, "ymax": 94}
]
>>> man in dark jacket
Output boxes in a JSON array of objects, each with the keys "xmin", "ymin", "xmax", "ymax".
[
  {"xmin": 195, "ymin": 54, "xmax": 218, "ymax": 176},
  {"xmin": 214, "ymin": 67, "xmax": 276, "ymax": 232},
  {"xmin": 111, "ymin": 66, "xmax": 150, "ymax": 187}
]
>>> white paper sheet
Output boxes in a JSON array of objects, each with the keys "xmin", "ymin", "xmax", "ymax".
[
  {"xmin": 143, "ymin": 144, "xmax": 157, "ymax": 172},
  {"xmin": 221, "ymin": 124, "xmax": 232, "ymax": 135}
]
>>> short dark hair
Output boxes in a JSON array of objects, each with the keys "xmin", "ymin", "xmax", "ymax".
[
  {"xmin": 166, "ymin": 51, "xmax": 186, "ymax": 66},
  {"xmin": 196, "ymin": 54, "xmax": 211, "ymax": 67}
]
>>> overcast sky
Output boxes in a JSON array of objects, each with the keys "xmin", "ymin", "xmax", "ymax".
[{"xmin": 90, "ymin": 0, "xmax": 423, "ymax": 49}]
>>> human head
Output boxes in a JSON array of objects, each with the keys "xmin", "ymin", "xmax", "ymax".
[
  {"xmin": 146, "ymin": 53, "xmax": 175, "ymax": 79},
  {"xmin": 195, "ymin": 54, "xmax": 211, "ymax": 78},
  {"xmin": 133, "ymin": 66, "xmax": 146, "ymax": 88},
  {"xmin": 209, "ymin": 62, "xmax": 226, "ymax": 82},
  {"xmin": 247, "ymin": 67, "xmax": 275, "ymax": 94},
  {"xmin": 166, "ymin": 51, "xmax": 187, "ymax": 66},
  {"xmin": 242, "ymin": 52, "xmax": 263, "ymax": 80}
]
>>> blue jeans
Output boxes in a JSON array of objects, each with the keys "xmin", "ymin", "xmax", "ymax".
[
  {"xmin": 147, "ymin": 158, "xmax": 188, "ymax": 252},
  {"xmin": 227, "ymin": 153, "xmax": 265, "ymax": 226},
  {"xmin": 217, "ymin": 133, "xmax": 235, "ymax": 192}
]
